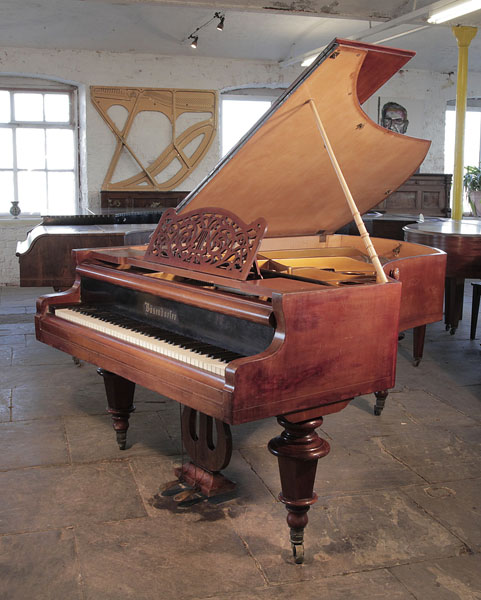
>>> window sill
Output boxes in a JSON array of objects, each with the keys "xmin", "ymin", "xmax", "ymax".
[{"xmin": 0, "ymin": 216, "xmax": 43, "ymax": 226}]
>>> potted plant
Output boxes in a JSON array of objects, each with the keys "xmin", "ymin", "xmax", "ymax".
[{"xmin": 463, "ymin": 165, "xmax": 481, "ymax": 216}]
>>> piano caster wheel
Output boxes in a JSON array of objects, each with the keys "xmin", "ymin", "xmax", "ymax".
[
  {"xmin": 116, "ymin": 430, "xmax": 127, "ymax": 451},
  {"xmin": 292, "ymin": 543, "xmax": 304, "ymax": 564},
  {"xmin": 72, "ymin": 356, "xmax": 82, "ymax": 367},
  {"xmin": 412, "ymin": 358, "xmax": 421, "ymax": 367},
  {"xmin": 373, "ymin": 390, "xmax": 387, "ymax": 416},
  {"xmin": 288, "ymin": 525, "xmax": 306, "ymax": 564},
  {"xmin": 445, "ymin": 324, "xmax": 450, "ymax": 331},
  {"xmin": 450, "ymin": 327, "xmax": 456, "ymax": 335}
]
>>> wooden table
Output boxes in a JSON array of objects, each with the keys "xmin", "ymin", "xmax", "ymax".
[{"xmin": 403, "ymin": 219, "xmax": 481, "ymax": 333}]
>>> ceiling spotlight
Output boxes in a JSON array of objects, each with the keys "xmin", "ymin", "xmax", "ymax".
[
  {"xmin": 216, "ymin": 13, "xmax": 225, "ymax": 31},
  {"xmin": 185, "ymin": 12, "xmax": 224, "ymax": 48}
]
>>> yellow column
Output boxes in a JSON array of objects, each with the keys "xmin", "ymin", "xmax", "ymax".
[{"xmin": 452, "ymin": 26, "xmax": 477, "ymax": 221}]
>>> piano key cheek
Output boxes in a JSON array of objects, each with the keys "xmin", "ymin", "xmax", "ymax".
[
  {"xmin": 224, "ymin": 341, "xmax": 283, "ymax": 386},
  {"xmin": 223, "ymin": 300, "xmax": 286, "ymax": 386},
  {"xmin": 226, "ymin": 284, "xmax": 402, "ymax": 411},
  {"xmin": 36, "ymin": 280, "xmax": 82, "ymax": 315}
]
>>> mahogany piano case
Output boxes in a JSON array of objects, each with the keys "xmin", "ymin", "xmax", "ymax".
[{"xmin": 35, "ymin": 38, "xmax": 446, "ymax": 562}]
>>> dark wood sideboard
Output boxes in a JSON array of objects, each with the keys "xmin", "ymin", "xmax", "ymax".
[
  {"xmin": 17, "ymin": 191, "xmax": 189, "ymax": 288},
  {"xmin": 373, "ymin": 173, "xmax": 452, "ymax": 217},
  {"xmin": 338, "ymin": 173, "xmax": 452, "ymax": 241},
  {"xmin": 100, "ymin": 190, "xmax": 188, "ymax": 210}
]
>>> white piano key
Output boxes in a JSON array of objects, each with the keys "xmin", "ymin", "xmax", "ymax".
[{"xmin": 55, "ymin": 308, "xmax": 227, "ymax": 376}]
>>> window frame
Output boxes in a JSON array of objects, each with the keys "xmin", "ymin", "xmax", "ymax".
[
  {"xmin": 444, "ymin": 102, "xmax": 481, "ymax": 214},
  {"xmin": 220, "ymin": 88, "xmax": 285, "ymax": 157},
  {"xmin": 0, "ymin": 85, "xmax": 79, "ymax": 216}
]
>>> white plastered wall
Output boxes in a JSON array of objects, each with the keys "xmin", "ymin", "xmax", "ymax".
[
  {"xmin": 0, "ymin": 47, "xmax": 299, "ymax": 213},
  {"xmin": 0, "ymin": 47, "xmax": 298, "ymax": 284},
  {"xmin": 1, "ymin": 45, "xmax": 481, "ymax": 284},
  {"xmin": 364, "ymin": 68, "xmax": 481, "ymax": 172}
]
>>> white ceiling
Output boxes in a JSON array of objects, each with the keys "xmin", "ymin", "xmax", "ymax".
[{"xmin": 2, "ymin": 0, "xmax": 481, "ymax": 72}]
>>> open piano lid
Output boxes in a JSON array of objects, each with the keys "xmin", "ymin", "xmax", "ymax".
[{"xmin": 176, "ymin": 38, "xmax": 430, "ymax": 238}]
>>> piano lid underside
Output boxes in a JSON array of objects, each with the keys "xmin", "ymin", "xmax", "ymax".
[{"xmin": 178, "ymin": 41, "xmax": 430, "ymax": 238}]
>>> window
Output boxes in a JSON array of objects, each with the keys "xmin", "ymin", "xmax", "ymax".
[
  {"xmin": 444, "ymin": 107, "xmax": 481, "ymax": 172},
  {"xmin": 0, "ymin": 88, "xmax": 77, "ymax": 215},
  {"xmin": 221, "ymin": 89, "xmax": 284, "ymax": 157},
  {"xmin": 445, "ymin": 102, "xmax": 481, "ymax": 213}
]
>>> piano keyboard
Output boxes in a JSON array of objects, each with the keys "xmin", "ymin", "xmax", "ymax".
[{"xmin": 55, "ymin": 306, "xmax": 243, "ymax": 376}]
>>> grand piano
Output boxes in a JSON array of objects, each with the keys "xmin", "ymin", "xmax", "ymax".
[
  {"xmin": 404, "ymin": 218, "xmax": 481, "ymax": 334},
  {"xmin": 35, "ymin": 39, "xmax": 446, "ymax": 563}
]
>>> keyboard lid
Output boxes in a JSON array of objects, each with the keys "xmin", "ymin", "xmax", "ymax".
[{"xmin": 175, "ymin": 38, "xmax": 430, "ymax": 238}]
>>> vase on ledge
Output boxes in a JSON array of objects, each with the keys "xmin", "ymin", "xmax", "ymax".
[{"xmin": 10, "ymin": 201, "xmax": 21, "ymax": 218}]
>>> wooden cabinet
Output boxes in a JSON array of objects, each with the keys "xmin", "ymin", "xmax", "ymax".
[
  {"xmin": 100, "ymin": 190, "xmax": 188, "ymax": 210},
  {"xmin": 374, "ymin": 173, "xmax": 452, "ymax": 217}
]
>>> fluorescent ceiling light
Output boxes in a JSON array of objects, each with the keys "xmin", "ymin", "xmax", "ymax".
[
  {"xmin": 428, "ymin": 0, "xmax": 481, "ymax": 24},
  {"xmin": 301, "ymin": 55, "xmax": 318, "ymax": 67}
]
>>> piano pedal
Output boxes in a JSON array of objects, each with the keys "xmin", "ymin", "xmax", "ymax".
[
  {"xmin": 161, "ymin": 479, "xmax": 190, "ymax": 497},
  {"xmin": 161, "ymin": 478, "xmax": 235, "ymax": 510},
  {"xmin": 174, "ymin": 489, "xmax": 206, "ymax": 507},
  {"xmin": 206, "ymin": 490, "xmax": 237, "ymax": 505}
]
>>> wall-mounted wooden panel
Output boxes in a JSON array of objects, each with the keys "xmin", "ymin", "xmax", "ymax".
[{"xmin": 91, "ymin": 87, "xmax": 217, "ymax": 191}]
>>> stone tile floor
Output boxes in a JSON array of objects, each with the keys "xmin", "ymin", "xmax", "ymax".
[{"xmin": 0, "ymin": 284, "xmax": 480, "ymax": 600}]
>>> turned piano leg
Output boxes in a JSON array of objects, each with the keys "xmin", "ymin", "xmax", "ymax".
[
  {"xmin": 268, "ymin": 415, "xmax": 330, "ymax": 563},
  {"xmin": 412, "ymin": 324, "xmax": 426, "ymax": 367},
  {"xmin": 445, "ymin": 277, "xmax": 465, "ymax": 334},
  {"xmin": 373, "ymin": 323, "xmax": 425, "ymax": 415},
  {"xmin": 97, "ymin": 368, "xmax": 136, "ymax": 450}
]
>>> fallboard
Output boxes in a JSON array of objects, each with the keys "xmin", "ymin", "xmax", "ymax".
[{"xmin": 80, "ymin": 276, "xmax": 275, "ymax": 357}]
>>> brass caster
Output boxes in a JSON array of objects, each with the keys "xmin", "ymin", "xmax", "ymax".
[
  {"xmin": 116, "ymin": 430, "xmax": 127, "ymax": 450},
  {"xmin": 412, "ymin": 358, "xmax": 421, "ymax": 367},
  {"xmin": 374, "ymin": 406, "xmax": 383, "ymax": 416},
  {"xmin": 292, "ymin": 543, "xmax": 304, "ymax": 564}
]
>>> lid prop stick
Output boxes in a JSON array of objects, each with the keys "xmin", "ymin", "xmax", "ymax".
[{"xmin": 307, "ymin": 99, "xmax": 388, "ymax": 284}]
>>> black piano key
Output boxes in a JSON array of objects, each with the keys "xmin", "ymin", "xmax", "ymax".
[{"xmin": 71, "ymin": 304, "xmax": 245, "ymax": 361}]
